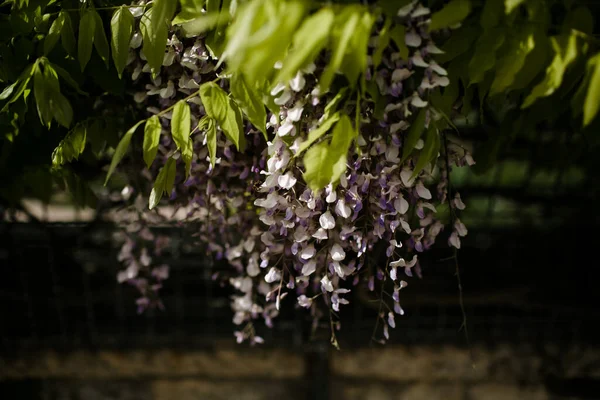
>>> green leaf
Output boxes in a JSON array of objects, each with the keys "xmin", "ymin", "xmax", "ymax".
[
  {"xmin": 92, "ymin": 9, "xmax": 110, "ymax": 68},
  {"xmin": 468, "ymin": 28, "xmax": 505, "ymax": 85},
  {"xmin": 140, "ymin": 5, "xmax": 173, "ymax": 78},
  {"xmin": 320, "ymin": 9, "xmax": 360, "ymax": 93},
  {"xmin": 180, "ymin": 12, "xmax": 226, "ymax": 37},
  {"xmin": 44, "ymin": 12, "xmax": 64, "ymax": 55},
  {"xmin": 303, "ymin": 115, "xmax": 355, "ymax": 191},
  {"xmin": 273, "ymin": 7, "xmax": 334, "ymax": 86},
  {"xmin": 489, "ymin": 27, "xmax": 535, "ymax": 95},
  {"xmin": 104, "ymin": 120, "xmax": 144, "ymax": 185},
  {"xmin": 199, "ymin": 82, "xmax": 245, "ymax": 151},
  {"xmin": 303, "ymin": 142, "xmax": 332, "ymax": 192},
  {"xmin": 339, "ymin": 11, "xmax": 374, "ymax": 87},
  {"xmin": 583, "ymin": 53, "xmax": 600, "ymax": 127},
  {"xmin": 410, "ymin": 124, "xmax": 438, "ymax": 179},
  {"xmin": 0, "ymin": 63, "xmax": 35, "ymax": 112},
  {"xmin": 50, "ymin": 92, "xmax": 73, "ymax": 128},
  {"xmin": 505, "ymin": 0, "xmax": 526, "ymax": 14},
  {"xmin": 33, "ymin": 65, "xmax": 53, "ymax": 126},
  {"xmin": 171, "ymin": 100, "xmax": 193, "ymax": 174},
  {"xmin": 149, "ymin": 156, "xmax": 176, "ymax": 209},
  {"xmin": 78, "ymin": 9, "xmax": 96, "ymax": 71},
  {"xmin": 511, "ymin": 29, "xmax": 550, "ymax": 91},
  {"xmin": 480, "ymin": 0, "xmax": 503, "ymax": 29},
  {"xmin": 389, "ymin": 24, "xmax": 409, "ymax": 61},
  {"xmin": 206, "ymin": 117, "xmax": 217, "ymax": 167},
  {"xmin": 143, "ymin": 115, "xmax": 161, "ymax": 168},
  {"xmin": 429, "ymin": 0, "xmax": 471, "ymax": 32},
  {"xmin": 562, "ymin": 6, "xmax": 594, "ymax": 35},
  {"xmin": 60, "ymin": 11, "xmax": 76, "ymax": 56},
  {"xmin": 111, "ymin": 7, "xmax": 135, "ymax": 78},
  {"xmin": 522, "ymin": 32, "xmax": 580, "ymax": 108},
  {"xmin": 52, "ymin": 123, "xmax": 87, "ymax": 166},
  {"xmin": 436, "ymin": 24, "xmax": 478, "ymax": 64},
  {"xmin": 230, "ymin": 74, "xmax": 267, "ymax": 139},
  {"xmin": 150, "ymin": 0, "xmax": 177, "ymax": 34},
  {"xmin": 50, "ymin": 62, "xmax": 87, "ymax": 95},
  {"xmin": 373, "ymin": 17, "xmax": 392, "ymax": 69},
  {"xmin": 224, "ymin": 0, "xmax": 306, "ymax": 83},
  {"xmin": 173, "ymin": 0, "xmax": 206, "ymax": 24},
  {"xmin": 401, "ymin": 108, "xmax": 426, "ymax": 163},
  {"xmin": 296, "ymin": 113, "xmax": 340, "ymax": 156}
]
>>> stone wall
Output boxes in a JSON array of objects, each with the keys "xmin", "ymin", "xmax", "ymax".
[{"xmin": 1, "ymin": 343, "xmax": 598, "ymax": 399}]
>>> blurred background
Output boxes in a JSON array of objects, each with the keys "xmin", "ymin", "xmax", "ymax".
[{"xmin": 1, "ymin": 127, "xmax": 600, "ymax": 400}]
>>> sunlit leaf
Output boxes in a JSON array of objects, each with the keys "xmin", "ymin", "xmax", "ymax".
[
  {"xmin": 149, "ymin": 156, "xmax": 176, "ymax": 209},
  {"xmin": 583, "ymin": 53, "xmax": 600, "ymax": 127},
  {"xmin": 373, "ymin": 18, "xmax": 391, "ymax": 69},
  {"xmin": 199, "ymin": 82, "xmax": 245, "ymax": 151},
  {"xmin": 320, "ymin": 8, "xmax": 360, "ymax": 92},
  {"xmin": 171, "ymin": 99, "xmax": 192, "ymax": 174},
  {"xmin": 143, "ymin": 115, "xmax": 161, "ymax": 168},
  {"xmin": 230, "ymin": 74, "xmax": 267, "ymax": 139},
  {"xmin": 504, "ymin": 0, "xmax": 525, "ymax": 14},
  {"xmin": 44, "ymin": 12, "xmax": 64, "ymax": 55},
  {"xmin": 296, "ymin": 113, "xmax": 340, "ymax": 156},
  {"xmin": 274, "ymin": 7, "xmax": 334, "ymax": 85},
  {"xmin": 522, "ymin": 32, "xmax": 580, "ymax": 108},
  {"xmin": 173, "ymin": 0, "xmax": 206, "ymax": 24},
  {"xmin": 105, "ymin": 120, "xmax": 145, "ymax": 185},
  {"xmin": 429, "ymin": 0, "xmax": 471, "ymax": 32},
  {"xmin": 205, "ymin": 117, "xmax": 217, "ymax": 167},
  {"xmin": 111, "ymin": 6, "xmax": 135, "ymax": 78},
  {"xmin": 52, "ymin": 123, "xmax": 87, "ymax": 166},
  {"xmin": 490, "ymin": 26, "xmax": 535, "ymax": 95},
  {"xmin": 78, "ymin": 9, "xmax": 96, "ymax": 71}
]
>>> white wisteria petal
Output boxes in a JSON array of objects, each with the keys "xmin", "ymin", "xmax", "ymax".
[
  {"xmin": 416, "ymin": 182, "xmax": 432, "ymax": 199},
  {"xmin": 411, "ymin": 4, "xmax": 430, "ymax": 17},
  {"xmin": 265, "ymin": 267, "xmax": 281, "ymax": 283},
  {"xmin": 312, "ymin": 228, "xmax": 328, "ymax": 240},
  {"xmin": 287, "ymin": 105, "xmax": 304, "ymax": 122},
  {"xmin": 330, "ymin": 243, "xmax": 346, "ymax": 261},
  {"xmin": 301, "ymin": 260, "xmax": 317, "ymax": 276},
  {"xmin": 429, "ymin": 62, "xmax": 448, "ymax": 75},
  {"xmin": 335, "ymin": 199, "xmax": 352, "ymax": 218},
  {"xmin": 321, "ymin": 275, "xmax": 334, "ymax": 292},
  {"xmin": 319, "ymin": 211, "xmax": 336, "ymax": 230},
  {"xmin": 394, "ymin": 196, "xmax": 409, "ymax": 214},
  {"xmin": 390, "ymin": 258, "xmax": 406, "ymax": 267},
  {"xmin": 425, "ymin": 42, "xmax": 445, "ymax": 54},
  {"xmin": 411, "ymin": 51, "xmax": 429, "ymax": 68},
  {"xmin": 300, "ymin": 244, "xmax": 316, "ymax": 260},
  {"xmin": 400, "ymin": 169, "xmax": 415, "ymax": 187},
  {"xmin": 405, "ymin": 30, "xmax": 422, "ymax": 47},
  {"xmin": 278, "ymin": 172, "xmax": 297, "ymax": 189},
  {"xmin": 411, "ymin": 95, "xmax": 429, "ymax": 108},
  {"xmin": 277, "ymin": 120, "xmax": 295, "ymax": 136},
  {"xmin": 290, "ymin": 72, "xmax": 306, "ymax": 92},
  {"xmin": 392, "ymin": 68, "xmax": 413, "ymax": 82}
]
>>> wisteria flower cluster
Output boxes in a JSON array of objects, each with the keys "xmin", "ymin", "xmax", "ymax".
[{"xmin": 113, "ymin": 0, "xmax": 474, "ymax": 345}]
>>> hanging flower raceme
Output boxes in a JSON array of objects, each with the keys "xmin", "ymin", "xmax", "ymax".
[{"xmin": 111, "ymin": 0, "xmax": 474, "ymax": 345}]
